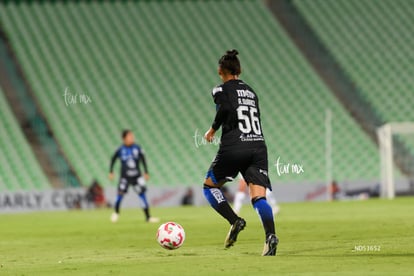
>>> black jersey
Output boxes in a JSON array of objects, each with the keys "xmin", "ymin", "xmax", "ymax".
[
  {"xmin": 109, "ymin": 144, "xmax": 148, "ymax": 178},
  {"xmin": 211, "ymin": 79, "xmax": 265, "ymax": 148}
]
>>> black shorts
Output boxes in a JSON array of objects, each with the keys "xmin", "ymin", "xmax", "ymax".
[
  {"xmin": 118, "ymin": 176, "xmax": 146, "ymax": 194},
  {"xmin": 205, "ymin": 145, "xmax": 271, "ymax": 190}
]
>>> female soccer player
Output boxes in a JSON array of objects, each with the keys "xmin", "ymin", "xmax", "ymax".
[
  {"xmin": 109, "ymin": 130, "xmax": 158, "ymax": 223},
  {"xmin": 203, "ymin": 49, "xmax": 279, "ymax": 256}
]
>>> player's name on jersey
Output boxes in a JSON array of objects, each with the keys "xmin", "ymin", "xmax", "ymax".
[
  {"xmin": 237, "ymin": 89, "xmax": 256, "ymax": 107},
  {"xmin": 238, "ymin": 98, "xmax": 256, "ymax": 107}
]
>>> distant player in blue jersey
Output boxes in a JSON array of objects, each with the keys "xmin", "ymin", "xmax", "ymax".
[{"xmin": 109, "ymin": 130, "xmax": 159, "ymax": 223}]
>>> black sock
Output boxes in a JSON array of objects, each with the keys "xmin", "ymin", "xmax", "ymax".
[
  {"xmin": 217, "ymin": 201, "xmax": 239, "ymax": 225},
  {"xmin": 143, "ymin": 208, "xmax": 150, "ymax": 221},
  {"xmin": 203, "ymin": 186, "xmax": 239, "ymax": 225},
  {"xmin": 115, "ymin": 194, "xmax": 123, "ymax": 214}
]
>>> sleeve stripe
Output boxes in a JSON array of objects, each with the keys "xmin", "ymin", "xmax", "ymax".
[{"xmin": 212, "ymin": 86, "xmax": 223, "ymax": 96}]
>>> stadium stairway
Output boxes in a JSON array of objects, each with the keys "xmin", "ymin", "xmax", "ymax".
[
  {"xmin": 0, "ymin": 0, "xmax": 380, "ymax": 187},
  {"xmin": 0, "ymin": 25, "xmax": 80, "ymax": 190},
  {"xmin": 0, "ymin": 83, "xmax": 50, "ymax": 191}
]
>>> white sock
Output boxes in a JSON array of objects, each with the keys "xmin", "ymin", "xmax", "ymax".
[
  {"xmin": 266, "ymin": 189, "xmax": 280, "ymax": 215},
  {"xmin": 266, "ymin": 189, "xmax": 277, "ymax": 206},
  {"xmin": 233, "ymin": 191, "xmax": 246, "ymax": 214}
]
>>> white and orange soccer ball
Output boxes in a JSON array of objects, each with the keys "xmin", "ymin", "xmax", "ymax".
[{"xmin": 156, "ymin": 222, "xmax": 185, "ymax": 250}]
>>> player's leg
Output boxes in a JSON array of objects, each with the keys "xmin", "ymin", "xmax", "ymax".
[
  {"xmin": 249, "ymin": 183, "xmax": 278, "ymax": 256},
  {"xmin": 136, "ymin": 177, "xmax": 150, "ymax": 221},
  {"xmin": 134, "ymin": 177, "xmax": 159, "ymax": 223},
  {"xmin": 204, "ymin": 174, "xmax": 240, "ymax": 227},
  {"xmin": 244, "ymin": 146, "xmax": 278, "ymax": 256},
  {"xmin": 204, "ymin": 175, "xmax": 246, "ymax": 248},
  {"xmin": 249, "ymin": 184, "xmax": 275, "ymax": 238},
  {"xmin": 233, "ymin": 177, "xmax": 247, "ymax": 215},
  {"xmin": 203, "ymin": 151, "xmax": 246, "ymax": 248},
  {"xmin": 111, "ymin": 178, "xmax": 128, "ymax": 222}
]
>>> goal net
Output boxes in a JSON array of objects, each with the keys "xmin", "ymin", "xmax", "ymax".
[{"xmin": 377, "ymin": 122, "xmax": 414, "ymax": 199}]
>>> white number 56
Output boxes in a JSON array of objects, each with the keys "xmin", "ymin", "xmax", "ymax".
[{"xmin": 237, "ymin": 106, "xmax": 262, "ymax": 135}]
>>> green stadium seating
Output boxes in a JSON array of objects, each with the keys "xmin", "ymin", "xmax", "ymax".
[
  {"xmin": 0, "ymin": 86, "xmax": 50, "ymax": 191},
  {"xmin": 0, "ymin": 0, "xmax": 380, "ymax": 187},
  {"xmin": 294, "ymin": 0, "xmax": 414, "ymax": 164}
]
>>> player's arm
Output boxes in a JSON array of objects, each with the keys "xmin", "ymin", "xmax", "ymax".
[
  {"xmin": 205, "ymin": 88, "xmax": 228, "ymax": 142},
  {"xmin": 109, "ymin": 149, "xmax": 119, "ymax": 180},
  {"xmin": 139, "ymin": 149, "xmax": 150, "ymax": 181}
]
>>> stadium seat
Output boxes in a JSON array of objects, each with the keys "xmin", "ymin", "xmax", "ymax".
[
  {"xmin": 294, "ymin": 0, "xmax": 414, "ymax": 161},
  {"xmin": 0, "ymin": 0, "xmax": 380, "ymax": 187}
]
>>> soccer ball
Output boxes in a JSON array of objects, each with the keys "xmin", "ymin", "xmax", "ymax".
[{"xmin": 156, "ymin": 222, "xmax": 185, "ymax": 250}]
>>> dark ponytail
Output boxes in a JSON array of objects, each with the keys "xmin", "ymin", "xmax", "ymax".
[{"xmin": 218, "ymin": 49, "xmax": 241, "ymax": 75}]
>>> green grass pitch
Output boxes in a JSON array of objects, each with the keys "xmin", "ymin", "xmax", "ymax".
[{"xmin": 1, "ymin": 197, "xmax": 413, "ymax": 275}]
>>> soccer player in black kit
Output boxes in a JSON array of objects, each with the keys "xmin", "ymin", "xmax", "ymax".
[
  {"xmin": 203, "ymin": 50, "xmax": 279, "ymax": 256},
  {"xmin": 109, "ymin": 130, "xmax": 158, "ymax": 223}
]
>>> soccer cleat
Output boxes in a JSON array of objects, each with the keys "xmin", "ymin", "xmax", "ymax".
[
  {"xmin": 111, "ymin": 212, "xmax": 119, "ymax": 223},
  {"xmin": 224, "ymin": 218, "xmax": 246, "ymax": 248},
  {"xmin": 262, "ymin": 234, "xmax": 279, "ymax": 256},
  {"xmin": 147, "ymin": 217, "xmax": 160, "ymax": 223}
]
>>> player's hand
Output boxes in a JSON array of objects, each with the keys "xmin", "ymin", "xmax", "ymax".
[
  {"xmin": 109, "ymin": 172, "xmax": 114, "ymax": 181},
  {"xmin": 144, "ymin": 173, "xmax": 150, "ymax": 181},
  {"xmin": 204, "ymin": 127, "xmax": 216, "ymax": 143}
]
